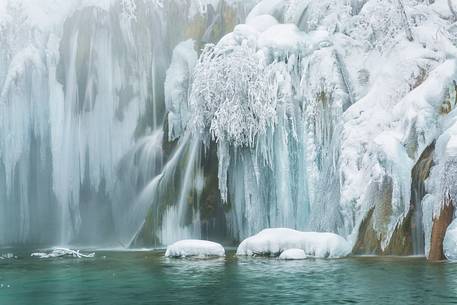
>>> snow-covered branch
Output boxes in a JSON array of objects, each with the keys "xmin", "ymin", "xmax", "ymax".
[{"xmin": 189, "ymin": 43, "xmax": 278, "ymax": 147}]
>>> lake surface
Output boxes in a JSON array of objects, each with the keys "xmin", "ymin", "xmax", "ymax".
[{"xmin": 0, "ymin": 250, "xmax": 456, "ymax": 305}]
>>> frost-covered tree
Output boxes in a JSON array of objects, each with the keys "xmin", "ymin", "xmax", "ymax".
[{"xmin": 189, "ymin": 42, "xmax": 278, "ymax": 147}]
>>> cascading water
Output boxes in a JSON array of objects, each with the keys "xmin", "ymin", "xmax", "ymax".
[
  {"xmin": 410, "ymin": 143, "xmax": 435, "ymax": 255},
  {"xmin": 0, "ymin": 0, "xmax": 256, "ymax": 247}
]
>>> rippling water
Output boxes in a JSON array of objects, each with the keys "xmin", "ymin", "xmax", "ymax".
[{"xmin": 0, "ymin": 250, "xmax": 456, "ymax": 305}]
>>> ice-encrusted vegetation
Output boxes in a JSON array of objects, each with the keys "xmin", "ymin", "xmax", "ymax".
[{"xmin": 190, "ymin": 42, "xmax": 278, "ymax": 147}]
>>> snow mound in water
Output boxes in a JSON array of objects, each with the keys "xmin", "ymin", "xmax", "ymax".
[
  {"xmin": 165, "ymin": 240, "xmax": 225, "ymax": 258},
  {"xmin": 444, "ymin": 220, "xmax": 457, "ymax": 260},
  {"xmin": 31, "ymin": 248, "xmax": 95, "ymax": 259},
  {"xmin": 236, "ymin": 228, "xmax": 351, "ymax": 258},
  {"xmin": 278, "ymin": 248, "xmax": 307, "ymax": 260}
]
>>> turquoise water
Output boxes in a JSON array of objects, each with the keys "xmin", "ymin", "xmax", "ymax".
[{"xmin": 0, "ymin": 250, "xmax": 456, "ymax": 305}]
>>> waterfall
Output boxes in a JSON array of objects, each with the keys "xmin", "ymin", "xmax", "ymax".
[
  {"xmin": 410, "ymin": 143, "xmax": 435, "ymax": 255},
  {"xmin": 0, "ymin": 0, "xmax": 255, "ymax": 247}
]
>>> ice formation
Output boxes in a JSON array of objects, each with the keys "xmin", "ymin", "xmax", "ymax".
[
  {"xmin": 31, "ymin": 248, "xmax": 95, "ymax": 259},
  {"xmin": 164, "ymin": 239, "xmax": 225, "ymax": 257},
  {"xmin": 0, "ymin": 0, "xmax": 257, "ymax": 246},
  {"xmin": 236, "ymin": 228, "xmax": 351, "ymax": 258},
  {"xmin": 444, "ymin": 219, "xmax": 457, "ymax": 260},
  {"xmin": 1, "ymin": 0, "xmax": 457, "ymax": 260},
  {"xmin": 176, "ymin": 0, "xmax": 457, "ymax": 256},
  {"xmin": 278, "ymin": 248, "xmax": 307, "ymax": 260}
]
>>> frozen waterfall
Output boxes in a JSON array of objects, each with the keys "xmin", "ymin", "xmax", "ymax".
[{"xmin": 1, "ymin": 0, "xmax": 457, "ymax": 259}]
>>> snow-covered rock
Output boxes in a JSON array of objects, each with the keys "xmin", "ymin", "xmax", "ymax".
[
  {"xmin": 164, "ymin": 240, "xmax": 225, "ymax": 258},
  {"xmin": 278, "ymin": 248, "xmax": 307, "ymax": 260},
  {"xmin": 236, "ymin": 228, "xmax": 351, "ymax": 258}
]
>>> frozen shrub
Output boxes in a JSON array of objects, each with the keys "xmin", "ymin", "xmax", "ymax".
[{"xmin": 189, "ymin": 43, "xmax": 278, "ymax": 147}]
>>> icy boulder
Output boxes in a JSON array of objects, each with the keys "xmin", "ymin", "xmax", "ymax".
[
  {"xmin": 236, "ymin": 228, "xmax": 351, "ymax": 258},
  {"xmin": 278, "ymin": 248, "xmax": 307, "ymax": 260},
  {"xmin": 444, "ymin": 220, "xmax": 457, "ymax": 260},
  {"xmin": 165, "ymin": 240, "xmax": 225, "ymax": 258}
]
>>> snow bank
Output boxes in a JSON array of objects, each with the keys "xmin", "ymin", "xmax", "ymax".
[
  {"xmin": 165, "ymin": 240, "xmax": 225, "ymax": 258},
  {"xmin": 236, "ymin": 228, "xmax": 351, "ymax": 258},
  {"xmin": 278, "ymin": 248, "xmax": 307, "ymax": 260},
  {"xmin": 31, "ymin": 248, "xmax": 95, "ymax": 259}
]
